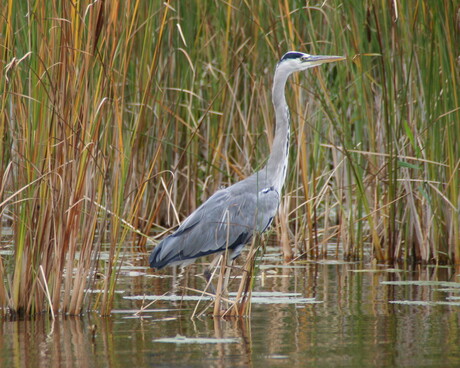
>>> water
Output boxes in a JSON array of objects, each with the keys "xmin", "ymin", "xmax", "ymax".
[{"xmin": 1, "ymin": 253, "xmax": 460, "ymax": 367}]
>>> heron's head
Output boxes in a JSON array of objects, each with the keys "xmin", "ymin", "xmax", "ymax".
[{"xmin": 277, "ymin": 51, "xmax": 345, "ymax": 74}]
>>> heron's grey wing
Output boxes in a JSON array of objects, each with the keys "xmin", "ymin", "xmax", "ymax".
[
  {"xmin": 214, "ymin": 185, "xmax": 280, "ymax": 259},
  {"xmin": 149, "ymin": 185, "xmax": 280, "ymax": 268},
  {"xmin": 149, "ymin": 189, "xmax": 239, "ymax": 268}
]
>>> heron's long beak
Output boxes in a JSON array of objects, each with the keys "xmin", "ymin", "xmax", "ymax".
[{"xmin": 307, "ymin": 55, "xmax": 346, "ymax": 64}]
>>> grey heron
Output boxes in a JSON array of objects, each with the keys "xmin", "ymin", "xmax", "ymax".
[{"xmin": 149, "ymin": 51, "xmax": 344, "ymax": 270}]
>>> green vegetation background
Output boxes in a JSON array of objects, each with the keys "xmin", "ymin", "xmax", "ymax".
[{"xmin": 0, "ymin": 0, "xmax": 458, "ymax": 315}]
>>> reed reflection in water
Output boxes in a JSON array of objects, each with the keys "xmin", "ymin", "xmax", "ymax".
[{"xmin": 1, "ymin": 262, "xmax": 460, "ymax": 367}]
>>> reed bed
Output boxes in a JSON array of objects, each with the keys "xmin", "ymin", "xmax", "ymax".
[{"xmin": 0, "ymin": 0, "xmax": 458, "ymax": 316}]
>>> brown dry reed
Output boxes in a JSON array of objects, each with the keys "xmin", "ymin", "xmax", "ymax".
[{"xmin": 0, "ymin": 0, "xmax": 458, "ymax": 316}]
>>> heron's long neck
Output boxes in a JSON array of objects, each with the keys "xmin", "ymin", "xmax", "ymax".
[{"xmin": 265, "ymin": 69, "xmax": 291, "ymax": 192}]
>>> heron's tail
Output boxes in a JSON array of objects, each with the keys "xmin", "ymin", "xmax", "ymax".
[
  {"xmin": 149, "ymin": 236, "xmax": 181, "ymax": 269},
  {"xmin": 149, "ymin": 239, "xmax": 167, "ymax": 269}
]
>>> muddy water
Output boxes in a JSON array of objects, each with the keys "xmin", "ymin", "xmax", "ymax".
[{"xmin": 1, "ymin": 253, "xmax": 460, "ymax": 367}]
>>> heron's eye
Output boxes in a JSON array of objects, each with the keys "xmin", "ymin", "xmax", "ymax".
[{"xmin": 300, "ymin": 56, "xmax": 310, "ymax": 62}]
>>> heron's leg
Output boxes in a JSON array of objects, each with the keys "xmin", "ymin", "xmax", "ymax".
[
  {"xmin": 222, "ymin": 257, "xmax": 232, "ymax": 296},
  {"xmin": 172, "ymin": 266, "xmax": 185, "ymax": 295},
  {"xmin": 171, "ymin": 265, "xmax": 177, "ymax": 294},
  {"xmin": 202, "ymin": 255, "xmax": 222, "ymax": 295},
  {"xmin": 203, "ymin": 269, "xmax": 217, "ymax": 294},
  {"xmin": 219, "ymin": 256, "xmax": 235, "ymax": 312}
]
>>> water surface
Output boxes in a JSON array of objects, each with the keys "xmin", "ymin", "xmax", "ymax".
[{"xmin": 1, "ymin": 253, "xmax": 460, "ymax": 367}]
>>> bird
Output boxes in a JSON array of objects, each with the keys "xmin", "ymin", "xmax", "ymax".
[{"xmin": 149, "ymin": 51, "xmax": 345, "ymax": 270}]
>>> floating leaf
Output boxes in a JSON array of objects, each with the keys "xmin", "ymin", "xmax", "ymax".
[
  {"xmin": 125, "ymin": 295, "xmax": 212, "ymax": 301},
  {"xmin": 234, "ymin": 291, "xmax": 302, "ymax": 297},
  {"xmin": 111, "ymin": 309, "xmax": 178, "ymax": 314},
  {"xmin": 121, "ymin": 271, "xmax": 146, "ymax": 277},
  {"xmin": 390, "ymin": 300, "xmax": 460, "ymax": 306},
  {"xmin": 351, "ymin": 269, "xmax": 381, "ymax": 273},
  {"xmin": 154, "ymin": 335, "xmax": 240, "ymax": 344},
  {"xmin": 85, "ymin": 289, "xmax": 125, "ymax": 294},
  {"xmin": 438, "ymin": 288, "xmax": 460, "ymax": 293},
  {"xmin": 248, "ymin": 297, "xmax": 322, "ymax": 305},
  {"xmin": 382, "ymin": 281, "xmax": 460, "ymax": 287},
  {"xmin": 124, "ymin": 291, "xmax": 321, "ymax": 304}
]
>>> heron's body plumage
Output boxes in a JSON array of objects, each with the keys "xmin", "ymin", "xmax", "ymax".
[
  {"xmin": 149, "ymin": 169, "xmax": 279, "ymax": 268},
  {"xmin": 149, "ymin": 51, "xmax": 344, "ymax": 269}
]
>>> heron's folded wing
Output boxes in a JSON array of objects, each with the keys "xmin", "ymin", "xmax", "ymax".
[{"xmin": 151, "ymin": 184, "xmax": 280, "ymax": 267}]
